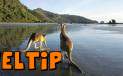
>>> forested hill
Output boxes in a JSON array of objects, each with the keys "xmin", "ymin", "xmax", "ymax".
[
  {"xmin": 0, "ymin": 0, "xmax": 39, "ymax": 22},
  {"xmin": 0, "ymin": 0, "xmax": 98, "ymax": 23}
]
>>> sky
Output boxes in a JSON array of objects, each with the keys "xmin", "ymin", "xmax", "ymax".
[{"xmin": 20, "ymin": 0, "xmax": 123, "ymax": 23}]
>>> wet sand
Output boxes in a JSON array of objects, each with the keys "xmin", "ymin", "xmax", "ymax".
[{"xmin": 1, "ymin": 24, "xmax": 123, "ymax": 76}]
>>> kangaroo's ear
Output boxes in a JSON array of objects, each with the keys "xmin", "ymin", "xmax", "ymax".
[
  {"xmin": 60, "ymin": 23, "xmax": 63, "ymax": 28},
  {"xmin": 63, "ymin": 24, "xmax": 66, "ymax": 29},
  {"xmin": 59, "ymin": 23, "xmax": 63, "ymax": 31}
]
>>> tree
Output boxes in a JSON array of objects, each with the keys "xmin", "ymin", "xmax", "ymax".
[
  {"xmin": 108, "ymin": 19, "xmax": 116, "ymax": 24},
  {"xmin": 100, "ymin": 21, "xmax": 105, "ymax": 24},
  {"xmin": 111, "ymin": 19, "xmax": 116, "ymax": 24},
  {"xmin": 109, "ymin": 21, "xmax": 112, "ymax": 24}
]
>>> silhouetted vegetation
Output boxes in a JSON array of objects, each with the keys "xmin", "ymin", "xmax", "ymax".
[
  {"xmin": 100, "ymin": 21, "xmax": 105, "ymax": 24},
  {"xmin": 108, "ymin": 19, "xmax": 116, "ymax": 24}
]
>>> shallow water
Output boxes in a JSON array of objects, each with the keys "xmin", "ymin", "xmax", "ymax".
[{"xmin": 0, "ymin": 23, "xmax": 123, "ymax": 76}]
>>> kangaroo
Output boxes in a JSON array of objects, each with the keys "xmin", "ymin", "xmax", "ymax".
[
  {"xmin": 25, "ymin": 32, "xmax": 47, "ymax": 51},
  {"xmin": 60, "ymin": 23, "xmax": 73, "ymax": 64}
]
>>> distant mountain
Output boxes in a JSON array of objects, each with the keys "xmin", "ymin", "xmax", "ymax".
[
  {"xmin": 33, "ymin": 8, "xmax": 98, "ymax": 23},
  {"xmin": 32, "ymin": 8, "xmax": 61, "ymax": 23},
  {"xmin": 60, "ymin": 14, "xmax": 97, "ymax": 23},
  {"xmin": 0, "ymin": 0, "xmax": 98, "ymax": 23}
]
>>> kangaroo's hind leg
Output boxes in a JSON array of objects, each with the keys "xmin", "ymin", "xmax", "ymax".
[
  {"xmin": 67, "ymin": 50, "xmax": 72, "ymax": 64},
  {"xmin": 61, "ymin": 51, "xmax": 65, "ymax": 62},
  {"xmin": 62, "ymin": 51, "xmax": 68, "ymax": 63},
  {"xmin": 34, "ymin": 42, "xmax": 39, "ymax": 49},
  {"xmin": 39, "ymin": 41, "xmax": 43, "ymax": 50},
  {"xmin": 43, "ymin": 41, "xmax": 47, "ymax": 48}
]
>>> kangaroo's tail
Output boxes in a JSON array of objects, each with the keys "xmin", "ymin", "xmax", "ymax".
[
  {"xmin": 70, "ymin": 61, "xmax": 83, "ymax": 73},
  {"xmin": 68, "ymin": 44, "xmax": 73, "ymax": 62},
  {"xmin": 25, "ymin": 39, "xmax": 33, "ymax": 51},
  {"xmin": 25, "ymin": 33, "xmax": 36, "ymax": 51}
]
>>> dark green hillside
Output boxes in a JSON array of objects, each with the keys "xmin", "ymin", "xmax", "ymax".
[
  {"xmin": 61, "ymin": 14, "xmax": 97, "ymax": 23},
  {"xmin": 33, "ymin": 8, "xmax": 61, "ymax": 23},
  {"xmin": 0, "ymin": 0, "xmax": 39, "ymax": 22},
  {"xmin": 33, "ymin": 8, "xmax": 98, "ymax": 23},
  {"xmin": 0, "ymin": 0, "xmax": 98, "ymax": 23}
]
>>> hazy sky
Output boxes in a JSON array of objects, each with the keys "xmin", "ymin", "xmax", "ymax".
[{"xmin": 20, "ymin": 0, "xmax": 123, "ymax": 23}]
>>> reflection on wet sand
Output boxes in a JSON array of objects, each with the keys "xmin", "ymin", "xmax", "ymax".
[
  {"xmin": 0, "ymin": 24, "xmax": 85, "ymax": 76},
  {"xmin": 0, "ymin": 62, "xmax": 85, "ymax": 76},
  {"xmin": 0, "ymin": 24, "xmax": 57, "ymax": 51},
  {"xmin": 0, "ymin": 52, "xmax": 85, "ymax": 76}
]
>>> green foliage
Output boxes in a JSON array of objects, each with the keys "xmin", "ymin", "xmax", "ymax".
[
  {"xmin": 0, "ymin": 0, "xmax": 39, "ymax": 22},
  {"xmin": 0, "ymin": 0, "xmax": 98, "ymax": 23}
]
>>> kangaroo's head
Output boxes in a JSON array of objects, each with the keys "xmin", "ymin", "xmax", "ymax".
[
  {"xmin": 42, "ymin": 33, "xmax": 46, "ymax": 37},
  {"xmin": 60, "ymin": 23, "xmax": 66, "ymax": 33}
]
